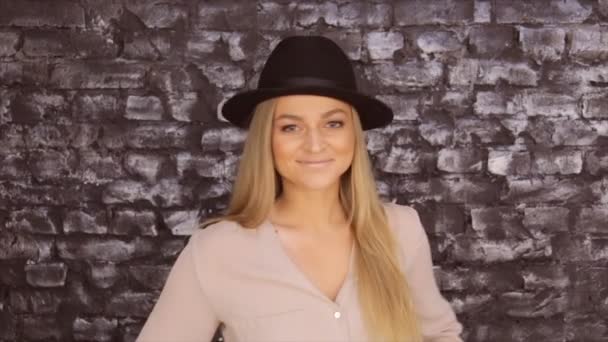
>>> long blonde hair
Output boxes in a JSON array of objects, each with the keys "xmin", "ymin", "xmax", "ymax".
[{"xmin": 199, "ymin": 97, "xmax": 422, "ymax": 341}]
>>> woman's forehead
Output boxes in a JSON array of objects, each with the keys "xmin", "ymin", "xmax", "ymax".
[{"xmin": 274, "ymin": 94, "xmax": 351, "ymax": 113}]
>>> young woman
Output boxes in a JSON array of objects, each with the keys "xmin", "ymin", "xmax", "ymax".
[{"xmin": 137, "ymin": 35, "xmax": 463, "ymax": 342}]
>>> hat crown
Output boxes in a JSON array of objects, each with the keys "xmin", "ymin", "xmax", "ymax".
[{"xmin": 257, "ymin": 35, "xmax": 357, "ymax": 90}]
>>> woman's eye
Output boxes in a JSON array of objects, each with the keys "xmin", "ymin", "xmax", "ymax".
[
  {"xmin": 327, "ymin": 120, "xmax": 344, "ymax": 128},
  {"xmin": 280, "ymin": 124, "xmax": 297, "ymax": 132}
]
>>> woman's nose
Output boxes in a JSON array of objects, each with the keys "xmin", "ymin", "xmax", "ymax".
[{"xmin": 303, "ymin": 128, "xmax": 325, "ymax": 152}]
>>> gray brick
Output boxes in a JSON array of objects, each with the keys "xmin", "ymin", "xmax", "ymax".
[
  {"xmin": 437, "ymin": 267, "xmax": 521, "ymax": 292},
  {"xmin": 162, "ymin": 210, "xmax": 200, "ymax": 236},
  {"xmin": 106, "ymin": 291, "xmax": 157, "ymax": 317},
  {"xmin": 124, "ymin": 152, "xmax": 166, "ymax": 183},
  {"xmin": 585, "ymin": 149, "xmax": 608, "ymax": 175},
  {"xmin": 425, "ymin": 205, "xmax": 466, "ymax": 235},
  {"xmin": 322, "ymin": 31, "xmax": 364, "ymax": 61},
  {"xmin": 176, "ymin": 151, "xmax": 228, "ymax": 178},
  {"xmin": 72, "ymin": 93, "xmax": 121, "ymax": 122},
  {"xmin": 295, "ymin": 2, "xmax": 339, "ymax": 27},
  {"xmin": 474, "ymin": 92, "xmax": 521, "ymax": 116},
  {"xmin": 437, "ymin": 148, "xmax": 483, "ymax": 173},
  {"xmin": 88, "ymin": 262, "xmax": 120, "ymax": 289},
  {"xmin": 567, "ymin": 266, "xmax": 608, "ymax": 318},
  {"xmin": 449, "ymin": 293, "xmax": 493, "ymax": 315},
  {"xmin": 523, "ymin": 207, "xmax": 569, "ymax": 233},
  {"xmin": 201, "ymin": 126, "xmax": 246, "ymax": 152},
  {"xmin": 471, "ymin": 207, "xmax": 528, "ymax": 240},
  {"xmin": 500, "ymin": 291, "xmax": 566, "ymax": 318},
  {"xmin": 257, "ymin": 2, "xmax": 294, "ymax": 30},
  {"xmin": 548, "ymin": 65, "xmax": 608, "ymax": 86},
  {"xmin": 64, "ymin": 210, "xmax": 109, "ymax": 235},
  {"xmin": 451, "ymin": 236, "xmax": 551, "ymax": 262},
  {"xmin": 187, "ymin": 31, "xmax": 250, "ymax": 62},
  {"xmin": 126, "ymin": 2, "xmax": 187, "ymax": 29},
  {"xmin": 0, "ymin": 31, "xmax": 19, "ymax": 56},
  {"xmin": 339, "ymin": 2, "xmax": 392, "ymax": 28},
  {"xmin": 496, "ymin": 0, "xmax": 592, "ymax": 24},
  {"xmin": 7, "ymin": 207, "xmax": 59, "ymax": 234},
  {"xmin": 518, "ymin": 27, "xmax": 566, "ymax": 63},
  {"xmin": 77, "ymin": 150, "xmax": 125, "ymax": 184},
  {"xmin": 9, "ymin": 289, "xmax": 62, "ymax": 313},
  {"xmin": 73, "ymin": 317, "xmax": 117, "ymax": 342},
  {"xmin": 102, "ymin": 179, "xmax": 194, "ymax": 207},
  {"xmin": 375, "ymin": 95, "xmax": 419, "ymax": 121},
  {"xmin": 56, "ymin": 236, "xmax": 155, "ymax": 262},
  {"xmin": 554, "ymin": 236, "xmax": 608, "ymax": 262},
  {"xmin": 488, "ymin": 150, "xmax": 531, "ymax": 175},
  {"xmin": 198, "ymin": 62, "xmax": 245, "ymax": 90},
  {"xmin": 575, "ymin": 206, "xmax": 608, "ymax": 233},
  {"xmin": 23, "ymin": 316, "xmax": 63, "ymax": 340},
  {"xmin": 168, "ymin": 93, "xmax": 209, "ymax": 122},
  {"xmin": 436, "ymin": 177, "xmax": 499, "ymax": 204},
  {"xmin": 49, "ymin": 62, "xmax": 146, "ymax": 89},
  {"xmin": 367, "ymin": 61, "xmax": 443, "ymax": 90},
  {"xmin": 474, "ymin": 0, "xmax": 491, "ymax": 23},
  {"xmin": 582, "ymin": 92, "xmax": 608, "ymax": 119},
  {"xmin": 197, "ymin": 1, "xmax": 257, "ymax": 30},
  {"xmin": 24, "ymin": 262, "xmax": 68, "ymax": 287},
  {"xmin": 100, "ymin": 123, "xmax": 200, "ymax": 149},
  {"xmin": 419, "ymin": 119, "xmax": 454, "ymax": 146},
  {"xmin": 503, "ymin": 177, "xmax": 591, "ymax": 203},
  {"xmin": 395, "ymin": 0, "xmax": 473, "ymax": 26},
  {"xmin": 454, "ymin": 119, "xmax": 513, "ymax": 145},
  {"xmin": 11, "ymin": 92, "xmax": 69, "ymax": 123},
  {"xmin": 125, "ymin": 95, "xmax": 164, "ymax": 121},
  {"xmin": 531, "ymin": 150, "xmax": 583, "ymax": 175},
  {"xmin": 379, "ymin": 146, "xmax": 424, "ymax": 174},
  {"xmin": 0, "ymin": 0, "xmax": 84, "ymax": 28},
  {"xmin": 128, "ymin": 265, "xmax": 171, "ymax": 290},
  {"xmin": 0, "ymin": 125, "xmax": 26, "ymax": 153},
  {"xmin": 599, "ymin": 0, "xmax": 608, "ymax": 17},
  {"xmin": 449, "ymin": 59, "xmax": 538, "ymax": 86},
  {"xmin": 22, "ymin": 30, "xmax": 118, "ymax": 58},
  {"xmin": 522, "ymin": 91, "xmax": 578, "ymax": 118},
  {"xmin": 0, "ymin": 232, "xmax": 52, "ymax": 261},
  {"xmin": 364, "ymin": 31, "xmax": 404, "ymax": 60},
  {"xmin": 570, "ymin": 25, "xmax": 608, "ymax": 61},
  {"xmin": 416, "ymin": 30, "xmax": 463, "ymax": 54},
  {"xmin": 123, "ymin": 31, "xmax": 173, "ymax": 60},
  {"xmin": 552, "ymin": 120, "xmax": 598, "ymax": 146},
  {"xmin": 0, "ymin": 153, "xmax": 28, "ymax": 180},
  {"xmin": 110, "ymin": 209, "xmax": 158, "ymax": 236},
  {"xmin": 0, "ymin": 61, "xmax": 47, "ymax": 86},
  {"xmin": 28, "ymin": 149, "xmax": 76, "ymax": 182},
  {"xmin": 521, "ymin": 265, "xmax": 570, "ymax": 290},
  {"xmin": 468, "ymin": 26, "xmax": 515, "ymax": 55}
]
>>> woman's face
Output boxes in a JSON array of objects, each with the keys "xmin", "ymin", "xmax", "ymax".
[{"xmin": 271, "ymin": 94, "xmax": 355, "ymax": 192}]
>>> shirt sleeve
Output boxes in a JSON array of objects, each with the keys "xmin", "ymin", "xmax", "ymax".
[
  {"xmin": 136, "ymin": 231, "xmax": 220, "ymax": 342},
  {"xmin": 398, "ymin": 205, "xmax": 464, "ymax": 342}
]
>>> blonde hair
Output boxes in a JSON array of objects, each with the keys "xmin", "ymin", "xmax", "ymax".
[{"xmin": 199, "ymin": 97, "xmax": 422, "ymax": 341}]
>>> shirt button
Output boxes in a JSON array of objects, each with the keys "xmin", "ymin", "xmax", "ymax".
[{"xmin": 334, "ymin": 311, "xmax": 341, "ymax": 319}]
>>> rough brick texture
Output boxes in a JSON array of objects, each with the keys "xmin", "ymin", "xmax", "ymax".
[{"xmin": 0, "ymin": 1, "xmax": 607, "ymax": 341}]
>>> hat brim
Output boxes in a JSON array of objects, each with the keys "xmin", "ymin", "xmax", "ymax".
[{"xmin": 221, "ymin": 86, "xmax": 393, "ymax": 130}]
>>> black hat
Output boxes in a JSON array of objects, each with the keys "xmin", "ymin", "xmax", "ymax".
[{"xmin": 220, "ymin": 35, "xmax": 393, "ymax": 130}]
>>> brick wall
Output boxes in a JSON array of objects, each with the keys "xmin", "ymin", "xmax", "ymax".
[{"xmin": 1, "ymin": 0, "xmax": 607, "ymax": 341}]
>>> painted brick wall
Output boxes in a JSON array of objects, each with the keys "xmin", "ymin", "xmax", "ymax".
[{"xmin": 1, "ymin": 0, "xmax": 607, "ymax": 341}]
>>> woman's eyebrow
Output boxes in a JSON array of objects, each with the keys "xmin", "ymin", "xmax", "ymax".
[{"xmin": 274, "ymin": 108, "xmax": 346, "ymax": 121}]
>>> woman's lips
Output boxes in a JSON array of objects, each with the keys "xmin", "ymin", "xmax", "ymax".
[{"xmin": 297, "ymin": 159, "xmax": 334, "ymax": 167}]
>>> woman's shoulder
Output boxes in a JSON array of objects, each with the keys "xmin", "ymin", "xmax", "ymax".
[
  {"xmin": 381, "ymin": 201, "xmax": 429, "ymax": 265},
  {"xmin": 188, "ymin": 218, "xmax": 260, "ymax": 257}
]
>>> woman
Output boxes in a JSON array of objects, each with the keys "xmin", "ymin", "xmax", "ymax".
[{"xmin": 137, "ymin": 35, "xmax": 463, "ymax": 342}]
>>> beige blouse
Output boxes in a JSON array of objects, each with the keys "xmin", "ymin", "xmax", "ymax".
[{"xmin": 136, "ymin": 202, "xmax": 463, "ymax": 342}]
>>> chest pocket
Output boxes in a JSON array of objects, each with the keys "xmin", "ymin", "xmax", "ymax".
[{"xmin": 230, "ymin": 308, "xmax": 321, "ymax": 342}]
